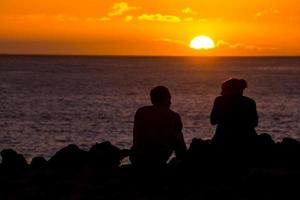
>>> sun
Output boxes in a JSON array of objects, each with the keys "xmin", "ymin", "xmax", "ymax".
[{"xmin": 189, "ymin": 35, "xmax": 215, "ymax": 50}]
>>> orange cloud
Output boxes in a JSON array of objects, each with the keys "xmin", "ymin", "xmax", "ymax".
[
  {"xmin": 216, "ymin": 40, "xmax": 245, "ymax": 48},
  {"xmin": 153, "ymin": 38, "xmax": 187, "ymax": 46},
  {"xmin": 138, "ymin": 14, "xmax": 181, "ymax": 23},
  {"xmin": 198, "ymin": 18, "xmax": 207, "ymax": 22},
  {"xmin": 108, "ymin": 2, "xmax": 140, "ymax": 17},
  {"xmin": 55, "ymin": 14, "xmax": 79, "ymax": 22},
  {"xmin": 124, "ymin": 15, "xmax": 133, "ymax": 22},
  {"xmin": 1, "ymin": 14, "xmax": 47, "ymax": 21},
  {"xmin": 217, "ymin": 40, "xmax": 277, "ymax": 51},
  {"xmin": 182, "ymin": 8, "xmax": 198, "ymax": 15},
  {"xmin": 98, "ymin": 17, "xmax": 111, "ymax": 22},
  {"xmin": 184, "ymin": 17, "xmax": 193, "ymax": 22},
  {"xmin": 255, "ymin": 8, "xmax": 280, "ymax": 17}
]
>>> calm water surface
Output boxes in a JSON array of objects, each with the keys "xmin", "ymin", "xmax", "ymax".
[{"xmin": 0, "ymin": 56, "xmax": 300, "ymax": 161}]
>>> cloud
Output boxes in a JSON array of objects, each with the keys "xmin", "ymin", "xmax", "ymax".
[
  {"xmin": 217, "ymin": 40, "xmax": 277, "ymax": 51},
  {"xmin": 153, "ymin": 38, "xmax": 187, "ymax": 46},
  {"xmin": 184, "ymin": 17, "xmax": 194, "ymax": 22},
  {"xmin": 22, "ymin": 14, "xmax": 47, "ymax": 21},
  {"xmin": 108, "ymin": 2, "xmax": 140, "ymax": 17},
  {"xmin": 255, "ymin": 8, "xmax": 280, "ymax": 17},
  {"xmin": 198, "ymin": 18, "xmax": 207, "ymax": 22},
  {"xmin": 2, "ymin": 14, "xmax": 50, "ymax": 21},
  {"xmin": 56, "ymin": 14, "xmax": 78, "ymax": 22},
  {"xmin": 85, "ymin": 17, "xmax": 95, "ymax": 22},
  {"xmin": 138, "ymin": 14, "xmax": 181, "ymax": 23},
  {"xmin": 87, "ymin": 17, "xmax": 111, "ymax": 22},
  {"xmin": 56, "ymin": 14, "xmax": 111, "ymax": 23},
  {"xmin": 216, "ymin": 40, "xmax": 245, "ymax": 49},
  {"xmin": 124, "ymin": 16, "xmax": 133, "ymax": 22},
  {"xmin": 98, "ymin": 17, "xmax": 111, "ymax": 22},
  {"xmin": 182, "ymin": 8, "xmax": 198, "ymax": 15}
]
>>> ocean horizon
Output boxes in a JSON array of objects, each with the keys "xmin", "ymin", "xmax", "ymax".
[{"xmin": 1, "ymin": 55, "xmax": 300, "ymax": 161}]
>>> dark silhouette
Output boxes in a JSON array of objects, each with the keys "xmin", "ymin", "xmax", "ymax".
[
  {"xmin": 30, "ymin": 156, "xmax": 48, "ymax": 170},
  {"xmin": 88, "ymin": 141, "xmax": 129, "ymax": 169},
  {"xmin": 48, "ymin": 144, "xmax": 88, "ymax": 169},
  {"xmin": 130, "ymin": 86, "xmax": 187, "ymax": 166},
  {"xmin": 48, "ymin": 142, "xmax": 129, "ymax": 170},
  {"xmin": 0, "ymin": 149, "xmax": 27, "ymax": 172},
  {"xmin": 1, "ymin": 137, "xmax": 300, "ymax": 200},
  {"xmin": 210, "ymin": 78, "xmax": 258, "ymax": 145}
]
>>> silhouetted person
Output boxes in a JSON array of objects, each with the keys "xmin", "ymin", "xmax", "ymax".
[
  {"xmin": 130, "ymin": 86, "xmax": 187, "ymax": 166},
  {"xmin": 210, "ymin": 78, "xmax": 258, "ymax": 145}
]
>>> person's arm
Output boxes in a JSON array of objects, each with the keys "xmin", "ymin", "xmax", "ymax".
[
  {"xmin": 174, "ymin": 132, "xmax": 187, "ymax": 160},
  {"xmin": 250, "ymin": 100, "xmax": 258, "ymax": 127},
  {"xmin": 174, "ymin": 115, "xmax": 187, "ymax": 159},
  {"xmin": 210, "ymin": 98, "xmax": 220, "ymax": 125},
  {"xmin": 132, "ymin": 109, "xmax": 141, "ymax": 148}
]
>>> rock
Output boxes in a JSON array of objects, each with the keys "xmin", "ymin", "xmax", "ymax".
[
  {"xmin": 281, "ymin": 137, "xmax": 300, "ymax": 145},
  {"xmin": 0, "ymin": 149, "xmax": 28, "ymax": 172},
  {"xmin": 88, "ymin": 141, "xmax": 129, "ymax": 168},
  {"xmin": 188, "ymin": 138, "xmax": 210, "ymax": 152},
  {"xmin": 278, "ymin": 138, "xmax": 300, "ymax": 167},
  {"xmin": 30, "ymin": 157, "xmax": 48, "ymax": 170},
  {"xmin": 255, "ymin": 133, "xmax": 275, "ymax": 145},
  {"xmin": 186, "ymin": 138, "xmax": 215, "ymax": 170},
  {"xmin": 49, "ymin": 144, "xmax": 88, "ymax": 169},
  {"xmin": 1, "ymin": 137, "xmax": 300, "ymax": 199}
]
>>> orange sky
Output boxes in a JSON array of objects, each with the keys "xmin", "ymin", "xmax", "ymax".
[{"xmin": 0, "ymin": 0, "xmax": 299, "ymax": 56}]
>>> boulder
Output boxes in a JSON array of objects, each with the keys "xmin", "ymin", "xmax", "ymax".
[
  {"xmin": 281, "ymin": 137, "xmax": 300, "ymax": 145},
  {"xmin": 255, "ymin": 133, "xmax": 275, "ymax": 145},
  {"xmin": 88, "ymin": 141, "xmax": 129, "ymax": 168},
  {"xmin": 0, "ymin": 149, "xmax": 28, "ymax": 172},
  {"xmin": 30, "ymin": 156, "xmax": 48, "ymax": 170},
  {"xmin": 278, "ymin": 137, "xmax": 300, "ymax": 167},
  {"xmin": 48, "ymin": 144, "xmax": 88, "ymax": 169}
]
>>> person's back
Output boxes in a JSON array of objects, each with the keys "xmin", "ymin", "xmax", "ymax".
[
  {"xmin": 130, "ymin": 86, "xmax": 186, "ymax": 166},
  {"xmin": 210, "ymin": 79, "xmax": 258, "ymax": 145}
]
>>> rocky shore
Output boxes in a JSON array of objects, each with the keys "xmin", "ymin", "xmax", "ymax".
[{"xmin": 1, "ymin": 134, "xmax": 300, "ymax": 200}]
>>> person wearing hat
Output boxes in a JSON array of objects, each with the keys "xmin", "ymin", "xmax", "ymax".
[{"xmin": 210, "ymin": 78, "xmax": 258, "ymax": 145}]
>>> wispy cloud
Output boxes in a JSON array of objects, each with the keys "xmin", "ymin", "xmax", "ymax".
[
  {"xmin": 255, "ymin": 8, "xmax": 280, "ymax": 17},
  {"xmin": 1, "ymin": 13, "xmax": 114, "ymax": 23},
  {"xmin": 124, "ymin": 15, "xmax": 133, "ymax": 22},
  {"xmin": 108, "ymin": 2, "xmax": 141, "ymax": 17},
  {"xmin": 2, "ymin": 14, "xmax": 49, "ymax": 21},
  {"xmin": 217, "ymin": 40, "xmax": 277, "ymax": 51},
  {"xmin": 56, "ymin": 14, "xmax": 78, "ymax": 22},
  {"xmin": 184, "ymin": 17, "xmax": 194, "ymax": 22},
  {"xmin": 98, "ymin": 17, "xmax": 111, "ymax": 22},
  {"xmin": 198, "ymin": 18, "xmax": 207, "ymax": 22},
  {"xmin": 153, "ymin": 38, "xmax": 187, "ymax": 46},
  {"xmin": 56, "ymin": 15, "xmax": 112, "ymax": 23},
  {"xmin": 182, "ymin": 8, "xmax": 198, "ymax": 15},
  {"xmin": 216, "ymin": 40, "xmax": 245, "ymax": 49},
  {"xmin": 138, "ymin": 14, "xmax": 181, "ymax": 23}
]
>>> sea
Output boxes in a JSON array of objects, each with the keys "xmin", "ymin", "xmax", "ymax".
[{"xmin": 0, "ymin": 55, "xmax": 300, "ymax": 161}]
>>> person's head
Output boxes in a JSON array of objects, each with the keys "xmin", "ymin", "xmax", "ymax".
[
  {"xmin": 150, "ymin": 86, "xmax": 171, "ymax": 107},
  {"xmin": 221, "ymin": 78, "xmax": 247, "ymax": 96}
]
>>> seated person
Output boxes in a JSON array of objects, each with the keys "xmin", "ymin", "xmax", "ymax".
[
  {"xmin": 130, "ymin": 86, "xmax": 187, "ymax": 166},
  {"xmin": 210, "ymin": 78, "xmax": 258, "ymax": 145}
]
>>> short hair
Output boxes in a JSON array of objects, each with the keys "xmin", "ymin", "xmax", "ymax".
[
  {"xmin": 221, "ymin": 78, "xmax": 247, "ymax": 95},
  {"xmin": 150, "ymin": 86, "xmax": 171, "ymax": 105}
]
